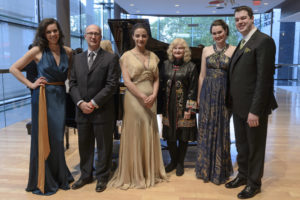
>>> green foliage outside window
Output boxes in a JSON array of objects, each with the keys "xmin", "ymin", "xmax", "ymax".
[{"xmin": 147, "ymin": 16, "xmax": 241, "ymax": 47}]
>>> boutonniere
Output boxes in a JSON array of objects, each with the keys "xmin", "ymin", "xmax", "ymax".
[{"xmin": 244, "ymin": 47, "xmax": 251, "ymax": 53}]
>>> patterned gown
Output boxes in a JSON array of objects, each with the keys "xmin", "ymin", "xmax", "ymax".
[
  {"xmin": 108, "ymin": 50, "xmax": 167, "ymax": 189},
  {"xmin": 195, "ymin": 44, "xmax": 233, "ymax": 185}
]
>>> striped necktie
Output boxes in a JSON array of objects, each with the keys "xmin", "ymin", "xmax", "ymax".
[{"xmin": 88, "ymin": 51, "xmax": 95, "ymax": 69}]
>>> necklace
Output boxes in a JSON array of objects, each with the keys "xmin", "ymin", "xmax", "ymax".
[{"xmin": 213, "ymin": 43, "xmax": 229, "ymax": 53}]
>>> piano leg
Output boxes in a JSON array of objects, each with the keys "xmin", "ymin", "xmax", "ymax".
[{"xmin": 65, "ymin": 126, "xmax": 69, "ymax": 149}]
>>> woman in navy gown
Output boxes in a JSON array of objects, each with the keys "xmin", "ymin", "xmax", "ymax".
[
  {"xmin": 10, "ymin": 18, "xmax": 73, "ymax": 195},
  {"xmin": 195, "ymin": 19, "xmax": 236, "ymax": 185}
]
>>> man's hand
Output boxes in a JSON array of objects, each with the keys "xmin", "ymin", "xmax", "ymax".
[
  {"xmin": 79, "ymin": 102, "xmax": 94, "ymax": 114},
  {"xmin": 247, "ymin": 112, "xmax": 259, "ymax": 127}
]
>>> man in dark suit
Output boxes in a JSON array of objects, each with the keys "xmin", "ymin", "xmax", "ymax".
[
  {"xmin": 225, "ymin": 6, "xmax": 277, "ymax": 199},
  {"xmin": 69, "ymin": 24, "xmax": 120, "ymax": 192}
]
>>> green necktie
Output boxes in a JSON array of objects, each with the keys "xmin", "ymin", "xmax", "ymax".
[{"xmin": 240, "ymin": 39, "xmax": 246, "ymax": 49}]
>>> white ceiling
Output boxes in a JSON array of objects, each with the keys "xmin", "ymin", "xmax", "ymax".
[{"xmin": 115, "ymin": 0, "xmax": 286, "ymax": 16}]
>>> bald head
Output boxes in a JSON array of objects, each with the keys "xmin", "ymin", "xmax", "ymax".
[
  {"xmin": 85, "ymin": 24, "xmax": 101, "ymax": 34},
  {"xmin": 84, "ymin": 24, "xmax": 102, "ymax": 51}
]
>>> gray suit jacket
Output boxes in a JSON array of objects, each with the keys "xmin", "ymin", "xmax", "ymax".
[
  {"xmin": 69, "ymin": 48, "xmax": 120, "ymax": 123},
  {"xmin": 229, "ymin": 30, "xmax": 278, "ymax": 118}
]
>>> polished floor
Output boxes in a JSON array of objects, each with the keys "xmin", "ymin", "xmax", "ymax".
[{"xmin": 0, "ymin": 86, "xmax": 300, "ymax": 200}]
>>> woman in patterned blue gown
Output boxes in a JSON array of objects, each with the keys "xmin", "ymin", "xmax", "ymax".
[
  {"xmin": 10, "ymin": 18, "xmax": 73, "ymax": 195},
  {"xmin": 195, "ymin": 20, "xmax": 236, "ymax": 185}
]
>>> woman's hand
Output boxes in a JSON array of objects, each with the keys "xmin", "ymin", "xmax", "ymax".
[
  {"xmin": 184, "ymin": 110, "xmax": 191, "ymax": 119},
  {"xmin": 145, "ymin": 94, "xmax": 156, "ymax": 108},
  {"xmin": 30, "ymin": 77, "xmax": 47, "ymax": 89}
]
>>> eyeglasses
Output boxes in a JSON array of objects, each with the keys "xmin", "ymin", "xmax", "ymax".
[{"xmin": 86, "ymin": 32, "xmax": 101, "ymax": 37}]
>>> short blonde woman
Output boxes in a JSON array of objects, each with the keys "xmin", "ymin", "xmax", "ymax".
[{"xmin": 160, "ymin": 38, "xmax": 198, "ymax": 176}]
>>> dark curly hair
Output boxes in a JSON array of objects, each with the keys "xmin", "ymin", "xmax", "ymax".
[
  {"xmin": 210, "ymin": 19, "xmax": 230, "ymax": 36},
  {"xmin": 32, "ymin": 18, "xmax": 64, "ymax": 51}
]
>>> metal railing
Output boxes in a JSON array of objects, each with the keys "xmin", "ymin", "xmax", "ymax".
[{"xmin": 0, "ymin": 69, "xmax": 31, "ymax": 128}]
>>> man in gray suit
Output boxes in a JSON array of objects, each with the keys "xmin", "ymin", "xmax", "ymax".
[
  {"xmin": 225, "ymin": 6, "xmax": 277, "ymax": 199},
  {"xmin": 69, "ymin": 24, "xmax": 120, "ymax": 192}
]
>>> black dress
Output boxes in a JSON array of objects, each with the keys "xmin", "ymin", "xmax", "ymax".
[{"xmin": 160, "ymin": 59, "xmax": 198, "ymax": 142}]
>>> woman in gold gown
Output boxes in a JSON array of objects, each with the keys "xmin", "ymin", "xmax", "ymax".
[{"xmin": 108, "ymin": 23, "xmax": 167, "ymax": 190}]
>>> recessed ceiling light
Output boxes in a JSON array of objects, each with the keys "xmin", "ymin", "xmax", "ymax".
[
  {"xmin": 264, "ymin": 2, "xmax": 269, "ymax": 5},
  {"xmin": 136, "ymin": 10, "xmax": 140, "ymax": 13},
  {"xmin": 254, "ymin": 9, "xmax": 258, "ymax": 12},
  {"xmin": 176, "ymin": 11, "xmax": 180, "ymax": 14},
  {"xmin": 129, "ymin": 3, "xmax": 134, "ymax": 6},
  {"xmin": 212, "ymin": 10, "xmax": 216, "ymax": 13},
  {"xmin": 174, "ymin": 4, "xmax": 180, "ymax": 7}
]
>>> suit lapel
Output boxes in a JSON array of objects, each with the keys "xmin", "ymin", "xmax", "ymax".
[
  {"xmin": 229, "ymin": 41, "xmax": 242, "ymax": 75},
  {"xmin": 230, "ymin": 30, "xmax": 260, "ymax": 75},
  {"xmin": 81, "ymin": 51, "xmax": 89, "ymax": 74}
]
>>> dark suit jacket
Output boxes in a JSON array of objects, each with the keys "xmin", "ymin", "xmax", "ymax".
[
  {"xmin": 69, "ymin": 48, "xmax": 120, "ymax": 123},
  {"xmin": 229, "ymin": 30, "xmax": 278, "ymax": 118}
]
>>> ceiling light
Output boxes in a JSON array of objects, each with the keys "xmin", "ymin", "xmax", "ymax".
[
  {"xmin": 264, "ymin": 3, "xmax": 269, "ymax": 5},
  {"xmin": 253, "ymin": 0, "xmax": 261, "ymax": 6},
  {"xmin": 129, "ymin": 3, "xmax": 134, "ymax": 6},
  {"xmin": 254, "ymin": 9, "xmax": 258, "ymax": 12},
  {"xmin": 174, "ymin": 4, "xmax": 180, "ymax": 7},
  {"xmin": 176, "ymin": 11, "xmax": 180, "ymax": 14},
  {"xmin": 209, "ymin": 0, "xmax": 224, "ymax": 4},
  {"xmin": 136, "ymin": 10, "xmax": 140, "ymax": 13},
  {"xmin": 212, "ymin": 10, "xmax": 216, "ymax": 13}
]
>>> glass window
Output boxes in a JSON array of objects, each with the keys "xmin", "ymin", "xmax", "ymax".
[
  {"xmin": 70, "ymin": 0, "xmax": 81, "ymax": 34},
  {"xmin": 0, "ymin": 22, "xmax": 35, "ymax": 69},
  {"xmin": 81, "ymin": 0, "xmax": 99, "ymax": 33},
  {"xmin": 144, "ymin": 16, "xmax": 240, "ymax": 47},
  {"xmin": 102, "ymin": 4, "xmax": 113, "ymax": 40},
  {"xmin": 0, "ymin": 0, "xmax": 37, "ymax": 22},
  {"xmin": 2, "ymin": 73, "xmax": 29, "ymax": 100},
  {"xmin": 40, "ymin": 0, "xmax": 56, "ymax": 19},
  {"xmin": 71, "ymin": 36, "xmax": 82, "ymax": 49}
]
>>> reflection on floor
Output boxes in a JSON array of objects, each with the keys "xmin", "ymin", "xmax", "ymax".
[{"xmin": 0, "ymin": 86, "xmax": 300, "ymax": 200}]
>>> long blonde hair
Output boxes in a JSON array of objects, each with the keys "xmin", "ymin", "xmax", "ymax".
[{"xmin": 167, "ymin": 38, "xmax": 191, "ymax": 63}]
